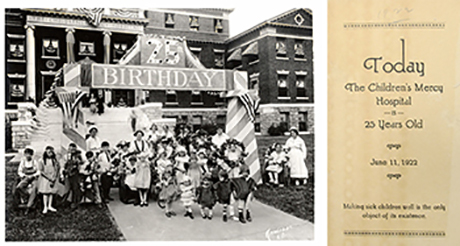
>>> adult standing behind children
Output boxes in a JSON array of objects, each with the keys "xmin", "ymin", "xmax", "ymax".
[
  {"xmin": 97, "ymin": 93, "xmax": 104, "ymax": 115},
  {"xmin": 130, "ymin": 130, "xmax": 150, "ymax": 155},
  {"xmin": 211, "ymin": 127, "xmax": 229, "ymax": 149},
  {"xmin": 38, "ymin": 146, "xmax": 60, "ymax": 214},
  {"xmin": 285, "ymin": 127, "xmax": 308, "ymax": 185},
  {"xmin": 86, "ymin": 126, "xmax": 101, "ymax": 153}
]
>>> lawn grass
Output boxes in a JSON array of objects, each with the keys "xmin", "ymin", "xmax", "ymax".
[
  {"xmin": 254, "ymin": 134, "xmax": 314, "ymax": 224},
  {"xmin": 5, "ymin": 158, "xmax": 124, "ymax": 241}
]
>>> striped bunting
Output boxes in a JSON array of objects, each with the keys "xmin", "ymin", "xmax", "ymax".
[
  {"xmin": 64, "ymin": 64, "xmax": 81, "ymax": 87},
  {"xmin": 226, "ymin": 97, "xmax": 261, "ymax": 183},
  {"xmin": 118, "ymin": 41, "xmax": 140, "ymax": 65},
  {"xmin": 75, "ymin": 8, "xmax": 105, "ymax": 27},
  {"xmin": 56, "ymin": 87, "xmax": 87, "ymax": 128}
]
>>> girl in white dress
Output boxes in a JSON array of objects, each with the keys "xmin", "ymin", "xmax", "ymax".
[
  {"xmin": 266, "ymin": 143, "xmax": 289, "ymax": 186},
  {"xmin": 285, "ymin": 127, "xmax": 309, "ymax": 185}
]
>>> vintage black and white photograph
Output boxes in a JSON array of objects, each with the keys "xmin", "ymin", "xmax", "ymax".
[{"xmin": 4, "ymin": 6, "xmax": 314, "ymax": 241}]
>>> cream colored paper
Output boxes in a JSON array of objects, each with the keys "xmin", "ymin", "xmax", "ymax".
[{"xmin": 328, "ymin": 0, "xmax": 460, "ymax": 245}]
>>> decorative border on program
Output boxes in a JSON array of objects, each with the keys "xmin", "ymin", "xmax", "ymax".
[
  {"xmin": 343, "ymin": 22, "xmax": 445, "ymax": 29},
  {"xmin": 344, "ymin": 230, "xmax": 446, "ymax": 237}
]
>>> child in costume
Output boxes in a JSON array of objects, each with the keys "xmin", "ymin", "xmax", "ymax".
[
  {"xmin": 97, "ymin": 141, "xmax": 117, "ymax": 203},
  {"xmin": 176, "ymin": 166, "xmax": 195, "ymax": 219},
  {"xmin": 230, "ymin": 165, "xmax": 257, "ymax": 223},
  {"xmin": 214, "ymin": 170, "xmax": 232, "ymax": 222},
  {"xmin": 222, "ymin": 139, "xmax": 247, "ymax": 178},
  {"xmin": 80, "ymin": 151, "xmax": 103, "ymax": 207},
  {"xmin": 187, "ymin": 154, "xmax": 202, "ymax": 189},
  {"xmin": 63, "ymin": 143, "xmax": 84, "ymax": 210},
  {"xmin": 196, "ymin": 174, "xmax": 217, "ymax": 220},
  {"xmin": 173, "ymin": 145, "xmax": 190, "ymax": 173},
  {"xmin": 134, "ymin": 152, "xmax": 151, "ymax": 207},
  {"xmin": 156, "ymin": 151, "xmax": 172, "ymax": 180},
  {"xmin": 158, "ymin": 165, "xmax": 179, "ymax": 217},
  {"xmin": 38, "ymin": 146, "xmax": 60, "ymax": 214},
  {"xmin": 203, "ymin": 152, "xmax": 221, "ymax": 184},
  {"xmin": 15, "ymin": 147, "xmax": 40, "ymax": 215},
  {"xmin": 265, "ymin": 143, "xmax": 289, "ymax": 186}
]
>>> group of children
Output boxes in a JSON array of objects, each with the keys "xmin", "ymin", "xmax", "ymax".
[
  {"xmin": 116, "ymin": 125, "xmax": 259, "ymax": 223},
  {"xmin": 15, "ymin": 124, "xmax": 258, "ymax": 224}
]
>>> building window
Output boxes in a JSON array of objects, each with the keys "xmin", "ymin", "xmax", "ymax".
[
  {"xmin": 216, "ymin": 115, "xmax": 226, "ymax": 131},
  {"xmin": 113, "ymin": 43, "xmax": 128, "ymax": 62},
  {"xmin": 254, "ymin": 113, "xmax": 261, "ymax": 133},
  {"xmin": 191, "ymin": 91, "xmax": 203, "ymax": 106},
  {"xmin": 276, "ymin": 39, "xmax": 287, "ymax": 58},
  {"xmin": 189, "ymin": 16, "xmax": 200, "ymax": 31},
  {"xmin": 42, "ymin": 38, "xmax": 60, "ymax": 58},
  {"xmin": 189, "ymin": 47, "xmax": 201, "ymax": 59},
  {"xmin": 8, "ymin": 42, "xmax": 25, "ymax": 59},
  {"xmin": 214, "ymin": 52, "xmax": 224, "ymax": 68},
  {"xmin": 7, "ymin": 74, "xmax": 26, "ymax": 103},
  {"xmin": 179, "ymin": 115, "xmax": 188, "ymax": 124},
  {"xmin": 278, "ymin": 75, "xmax": 289, "ymax": 99},
  {"xmin": 296, "ymin": 76, "xmax": 306, "ymax": 98},
  {"xmin": 214, "ymin": 19, "xmax": 224, "ymax": 33},
  {"xmin": 213, "ymin": 91, "xmax": 225, "ymax": 105},
  {"xmin": 299, "ymin": 112, "xmax": 308, "ymax": 132},
  {"xmin": 192, "ymin": 115, "xmax": 203, "ymax": 131},
  {"xmin": 165, "ymin": 13, "xmax": 175, "ymax": 28},
  {"xmin": 142, "ymin": 90, "xmax": 150, "ymax": 103},
  {"xmin": 294, "ymin": 41, "xmax": 305, "ymax": 58},
  {"xmin": 280, "ymin": 112, "xmax": 290, "ymax": 132},
  {"xmin": 165, "ymin": 90, "xmax": 178, "ymax": 105},
  {"xmin": 7, "ymin": 34, "xmax": 25, "ymax": 61},
  {"xmin": 249, "ymin": 73, "xmax": 259, "ymax": 90},
  {"xmin": 79, "ymin": 41, "xmax": 96, "ymax": 56}
]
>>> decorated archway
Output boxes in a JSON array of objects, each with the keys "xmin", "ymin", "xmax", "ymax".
[{"xmin": 56, "ymin": 34, "xmax": 262, "ymax": 182}]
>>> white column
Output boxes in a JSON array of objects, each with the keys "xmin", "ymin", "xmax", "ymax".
[
  {"xmin": 25, "ymin": 25, "xmax": 36, "ymax": 102},
  {"xmin": 103, "ymin": 30, "xmax": 112, "ymax": 105}
]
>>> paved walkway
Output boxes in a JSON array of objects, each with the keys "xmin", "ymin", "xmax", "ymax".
[{"xmin": 106, "ymin": 189, "xmax": 314, "ymax": 241}]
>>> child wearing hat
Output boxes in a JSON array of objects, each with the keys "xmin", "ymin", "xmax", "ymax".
[
  {"xmin": 176, "ymin": 165, "xmax": 195, "ymax": 219},
  {"xmin": 15, "ymin": 147, "xmax": 40, "ymax": 215},
  {"xmin": 196, "ymin": 173, "xmax": 217, "ymax": 220},
  {"xmin": 173, "ymin": 145, "xmax": 190, "ymax": 173},
  {"xmin": 214, "ymin": 170, "xmax": 232, "ymax": 222},
  {"xmin": 156, "ymin": 151, "xmax": 172, "ymax": 180},
  {"xmin": 158, "ymin": 165, "xmax": 179, "ymax": 217},
  {"xmin": 230, "ymin": 165, "xmax": 257, "ymax": 223},
  {"xmin": 187, "ymin": 154, "xmax": 202, "ymax": 189},
  {"xmin": 158, "ymin": 138, "xmax": 174, "ymax": 159},
  {"xmin": 134, "ymin": 152, "xmax": 151, "ymax": 207}
]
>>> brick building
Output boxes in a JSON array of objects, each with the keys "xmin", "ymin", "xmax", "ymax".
[
  {"xmin": 225, "ymin": 8, "xmax": 314, "ymax": 135},
  {"xmin": 5, "ymin": 8, "xmax": 313, "ymax": 136}
]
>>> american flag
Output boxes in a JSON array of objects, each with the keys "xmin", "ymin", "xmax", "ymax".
[
  {"xmin": 76, "ymin": 8, "xmax": 105, "ymax": 27},
  {"xmin": 238, "ymin": 90, "xmax": 260, "ymax": 123},
  {"xmin": 56, "ymin": 88, "xmax": 87, "ymax": 127}
]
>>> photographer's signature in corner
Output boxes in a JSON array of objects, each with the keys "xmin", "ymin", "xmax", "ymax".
[{"xmin": 265, "ymin": 225, "xmax": 293, "ymax": 240}]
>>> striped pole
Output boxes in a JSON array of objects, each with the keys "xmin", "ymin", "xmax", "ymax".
[
  {"xmin": 225, "ymin": 72, "xmax": 261, "ymax": 183},
  {"xmin": 226, "ymin": 97, "xmax": 261, "ymax": 182}
]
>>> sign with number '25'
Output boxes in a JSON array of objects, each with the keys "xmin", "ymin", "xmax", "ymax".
[{"xmin": 140, "ymin": 35, "xmax": 187, "ymax": 67}]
